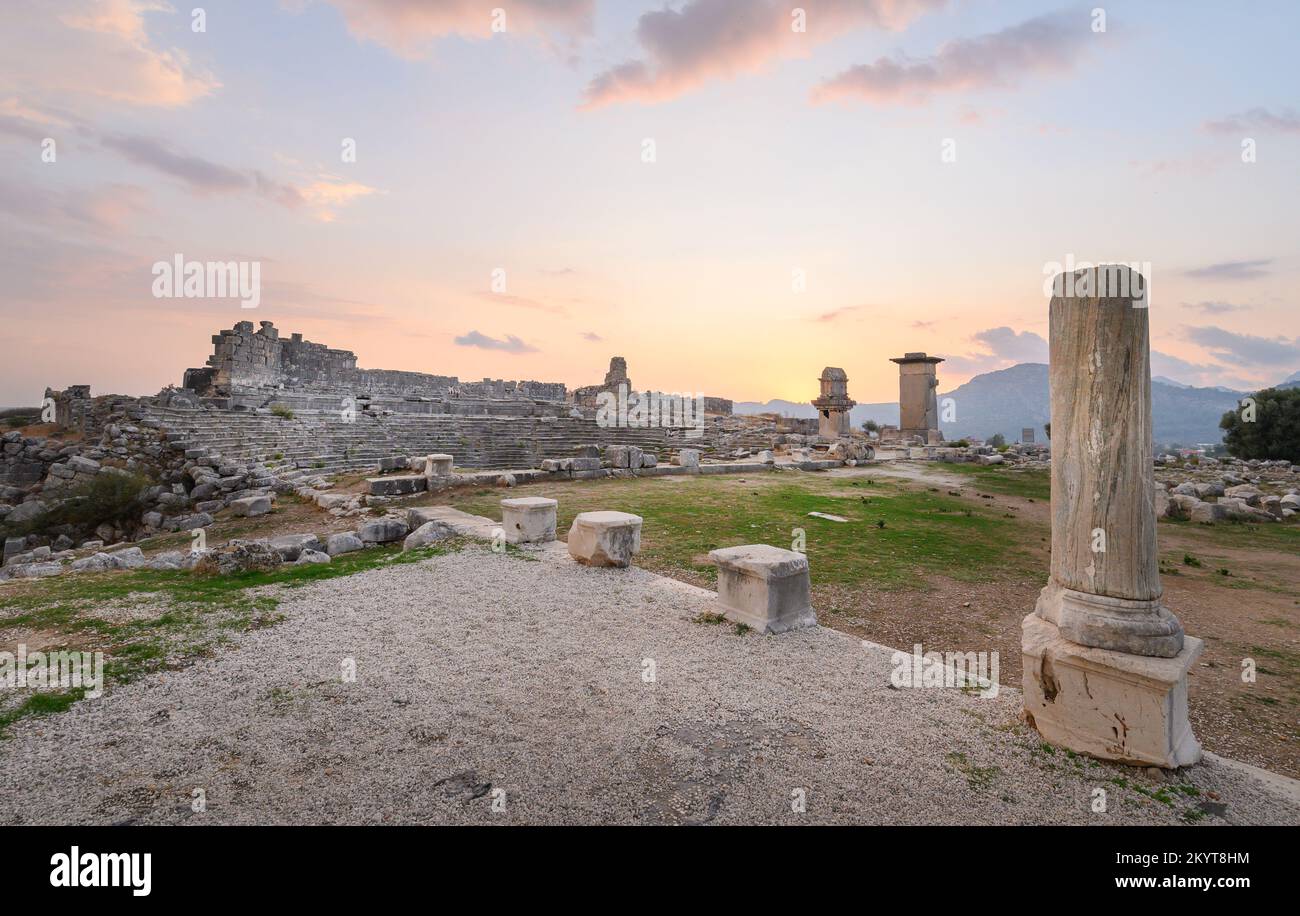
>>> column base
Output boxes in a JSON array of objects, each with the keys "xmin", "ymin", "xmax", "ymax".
[
  {"xmin": 1021, "ymin": 614, "xmax": 1202, "ymax": 768},
  {"xmin": 1037, "ymin": 583, "xmax": 1184, "ymax": 658}
]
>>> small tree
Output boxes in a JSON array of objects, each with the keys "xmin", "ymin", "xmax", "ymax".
[
  {"xmin": 862, "ymin": 419, "xmax": 879, "ymax": 433},
  {"xmin": 1, "ymin": 471, "xmax": 152, "ymax": 539},
  {"xmin": 1219, "ymin": 387, "xmax": 1300, "ymax": 461},
  {"xmin": 1043, "ymin": 422, "xmax": 1051, "ymax": 440},
  {"xmin": 988, "ymin": 432, "xmax": 1006, "ymax": 448}
]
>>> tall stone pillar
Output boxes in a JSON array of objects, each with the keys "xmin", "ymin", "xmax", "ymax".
[
  {"xmin": 811, "ymin": 367, "xmax": 855, "ymax": 439},
  {"xmin": 890, "ymin": 353, "xmax": 944, "ymax": 443},
  {"xmin": 1022, "ymin": 265, "xmax": 1202, "ymax": 768}
]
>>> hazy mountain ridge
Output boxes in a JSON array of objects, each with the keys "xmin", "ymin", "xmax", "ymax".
[{"xmin": 734, "ymin": 365, "xmax": 1297, "ymax": 445}]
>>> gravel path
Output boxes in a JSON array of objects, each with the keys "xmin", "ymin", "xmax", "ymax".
[{"xmin": 3, "ymin": 544, "xmax": 1297, "ymax": 825}]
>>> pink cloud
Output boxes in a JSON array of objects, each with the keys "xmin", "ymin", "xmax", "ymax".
[
  {"xmin": 583, "ymin": 0, "xmax": 945, "ymax": 109},
  {"xmin": 812, "ymin": 9, "xmax": 1092, "ymax": 106},
  {"xmin": 1203, "ymin": 107, "xmax": 1300, "ymax": 135},
  {"xmin": 0, "ymin": 178, "xmax": 151, "ymax": 234},
  {"xmin": 0, "ymin": 1, "xmax": 219, "ymax": 110},
  {"xmin": 324, "ymin": 0, "xmax": 594, "ymax": 57}
]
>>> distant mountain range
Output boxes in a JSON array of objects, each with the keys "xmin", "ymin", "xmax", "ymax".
[{"xmin": 734, "ymin": 365, "xmax": 1298, "ymax": 446}]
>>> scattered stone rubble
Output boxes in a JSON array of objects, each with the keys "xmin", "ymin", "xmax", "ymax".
[
  {"xmin": 8, "ymin": 324, "xmax": 1293, "ymax": 582},
  {"xmin": 1, "ymin": 418, "xmax": 300, "ymax": 569},
  {"xmin": 1155, "ymin": 457, "xmax": 1298, "ymax": 522}
]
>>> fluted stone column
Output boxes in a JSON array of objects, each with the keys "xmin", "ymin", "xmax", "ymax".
[
  {"xmin": 1036, "ymin": 267, "xmax": 1183, "ymax": 657},
  {"xmin": 1023, "ymin": 265, "xmax": 1202, "ymax": 768}
]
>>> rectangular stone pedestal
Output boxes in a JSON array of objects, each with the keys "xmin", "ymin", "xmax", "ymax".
[
  {"xmin": 500, "ymin": 496, "xmax": 557, "ymax": 544},
  {"xmin": 1022, "ymin": 614, "xmax": 1202, "ymax": 768},
  {"xmin": 425, "ymin": 454, "xmax": 454, "ymax": 477},
  {"xmin": 708, "ymin": 545, "xmax": 817, "ymax": 635},
  {"xmin": 568, "ymin": 511, "xmax": 642, "ymax": 567}
]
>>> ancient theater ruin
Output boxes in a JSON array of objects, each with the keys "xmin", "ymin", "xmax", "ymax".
[{"xmin": 6, "ymin": 318, "xmax": 1060, "ymax": 552}]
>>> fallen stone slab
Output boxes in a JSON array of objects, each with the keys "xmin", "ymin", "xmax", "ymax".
[
  {"xmin": 105, "ymin": 547, "xmax": 146, "ymax": 570},
  {"xmin": 1220, "ymin": 497, "xmax": 1276, "ymax": 522},
  {"xmin": 315, "ymin": 493, "xmax": 356, "ymax": 510},
  {"xmin": 359, "ymin": 518, "xmax": 410, "ymax": 544},
  {"xmin": 7, "ymin": 561, "xmax": 64, "ymax": 579},
  {"xmin": 66, "ymin": 455, "xmax": 101, "ymax": 474},
  {"xmin": 408, "ymin": 506, "xmax": 498, "ymax": 540},
  {"xmin": 5, "ymin": 545, "xmax": 51, "ymax": 567},
  {"xmin": 70, "ymin": 553, "xmax": 113, "ymax": 573},
  {"xmin": 326, "ymin": 532, "xmax": 365, "ymax": 556},
  {"xmin": 7, "ymin": 501, "xmax": 45, "ymax": 524},
  {"xmin": 367, "ymin": 475, "xmax": 426, "ymax": 497},
  {"xmin": 794, "ymin": 460, "xmax": 843, "ymax": 471},
  {"xmin": 269, "ymin": 533, "xmax": 325, "ymax": 561},
  {"xmin": 402, "ymin": 520, "xmax": 457, "ymax": 551},
  {"xmin": 146, "ymin": 551, "xmax": 187, "ymax": 571},
  {"xmin": 192, "ymin": 541, "xmax": 283, "ymax": 576},
  {"xmin": 230, "ymin": 495, "xmax": 272, "ymax": 517},
  {"xmin": 699, "ymin": 462, "xmax": 771, "ymax": 476},
  {"xmin": 172, "ymin": 512, "xmax": 213, "ymax": 531},
  {"xmin": 634, "ymin": 465, "xmax": 682, "ymax": 477}
]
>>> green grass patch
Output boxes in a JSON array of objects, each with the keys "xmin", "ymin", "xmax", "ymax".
[
  {"xmin": 945, "ymin": 751, "xmax": 1000, "ymax": 791},
  {"xmin": 933, "ymin": 464, "xmax": 1051, "ymax": 501},
  {"xmin": 1162, "ymin": 516, "xmax": 1300, "ymax": 556},
  {"xmin": 692, "ymin": 612, "xmax": 728, "ymax": 625},
  {"xmin": 0, "ymin": 541, "xmax": 463, "ymax": 737},
  {"xmin": 453, "ymin": 474, "xmax": 1043, "ymax": 592}
]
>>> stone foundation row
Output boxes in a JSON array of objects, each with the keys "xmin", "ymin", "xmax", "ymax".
[
  {"xmin": 438, "ymin": 496, "xmax": 820, "ymax": 636},
  {"xmin": 365, "ymin": 450, "xmax": 848, "ymax": 498}
]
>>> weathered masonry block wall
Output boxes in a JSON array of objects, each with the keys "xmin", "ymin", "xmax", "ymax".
[
  {"xmin": 43, "ymin": 387, "xmax": 137, "ymax": 438},
  {"xmin": 353, "ymin": 369, "xmax": 459, "ymax": 398},
  {"xmin": 184, "ymin": 321, "xmax": 564, "ymax": 409},
  {"xmin": 281, "ymin": 330, "xmax": 361, "ymax": 386}
]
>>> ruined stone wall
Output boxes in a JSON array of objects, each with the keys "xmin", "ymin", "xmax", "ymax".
[
  {"xmin": 204, "ymin": 321, "xmax": 289, "ymax": 393},
  {"xmin": 457, "ymin": 379, "xmax": 566, "ymax": 401},
  {"xmin": 280, "ymin": 331, "xmax": 359, "ymax": 386},
  {"xmin": 45, "ymin": 386, "xmax": 90, "ymax": 430},
  {"xmin": 354, "ymin": 369, "xmax": 459, "ymax": 398},
  {"xmin": 1, "ymin": 431, "xmax": 71, "ymax": 489},
  {"xmin": 44, "ymin": 386, "xmax": 138, "ymax": 438},
  {"xmin": 187, "ymin": 321, "xmax": 564, "ymax": 407}
]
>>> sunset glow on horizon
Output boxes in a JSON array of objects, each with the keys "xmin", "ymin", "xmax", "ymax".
[{"xmin": 2, "ymin": 0, "xmax": 1297, "ymax": 406}]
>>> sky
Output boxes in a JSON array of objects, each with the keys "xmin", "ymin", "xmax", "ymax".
[{"xmin": 1, "ymin": 0, "xmax": 1297, "ymax": 408}]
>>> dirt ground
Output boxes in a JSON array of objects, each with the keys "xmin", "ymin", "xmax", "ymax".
[
  {"xmin": 12, "ymin": 461, "xmax": 1293, "ymax": 780},
  {"xmin": 850, "ymin": 464, "xmax": 1300, "ymax": 780},
  {"xmin": 432, "ymin": 461, "xmax": 1300, "ymax": 780}
]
